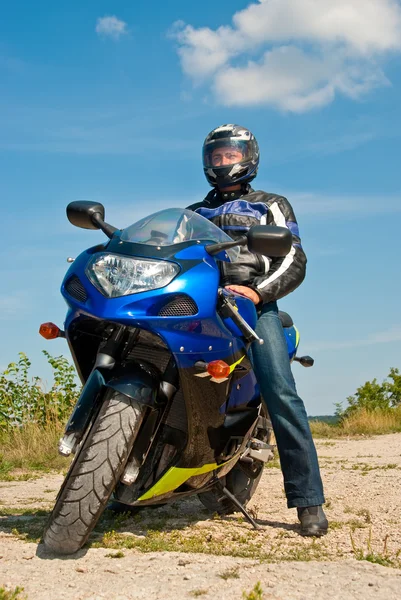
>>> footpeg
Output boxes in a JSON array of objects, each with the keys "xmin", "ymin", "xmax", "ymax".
[
  {"xmin": 241, "ymin": 438, "xmax": 274, "ymax": 463},
  {"xmin": 294, "ymin": 355, "xmax": 314, "ymax": 367}
]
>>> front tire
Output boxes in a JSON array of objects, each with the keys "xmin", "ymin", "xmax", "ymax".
[{"xmin": 43, "ymin": 391, "xmax": 143, "ymax": 555}]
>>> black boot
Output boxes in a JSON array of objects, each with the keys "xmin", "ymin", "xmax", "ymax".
[{"xmin": 297, "ymin": 505, "xmax": 328, "ymax": 536}]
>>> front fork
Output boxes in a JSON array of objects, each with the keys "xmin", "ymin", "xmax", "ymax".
[
  {"xmin": 58, "ymin": 368, "xmax": 106, "ymax": 457},
  {"xmin": 59, "ymin": 325, "xmax": 127, "ymax": 455},
  {"xmin": 58, "ymin": 325, "xmax": 177, "ymax": 460}
]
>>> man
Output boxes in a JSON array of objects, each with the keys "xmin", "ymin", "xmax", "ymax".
[{"xmin": 188, "ymin": 124, "xmax": 328, "ymax": 536}]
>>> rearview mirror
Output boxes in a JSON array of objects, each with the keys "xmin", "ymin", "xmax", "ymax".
[
  {"xmin": 66, "ymin": 201, "xmax": 105, "ymax": 230},
  {"xmin": 247, "ymin": 225, "xmax": 292, "ymax": 257}
]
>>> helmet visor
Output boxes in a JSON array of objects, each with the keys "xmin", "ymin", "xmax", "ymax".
[{"xmin": 203, "ymin": 139, "xmax": 256, "ymax": 169}]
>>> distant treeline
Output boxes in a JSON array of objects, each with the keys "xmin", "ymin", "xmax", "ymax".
[{"xmin": 308, "ymin": 415, "xmax": 339, "ymax": 425}]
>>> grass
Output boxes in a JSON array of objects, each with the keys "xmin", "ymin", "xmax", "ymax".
[
  {"xmin": 0, "ymin": 421, "xmax": 71, "ymax": 480},
  {"xmin": 0, "ymin": 509, "xmax": 50, "ymax": 543},
  {"xmin": 339, "ymin": 462, "xmax": 400, "ymax": 474},
  {"xmin": 0, "ymin": 506, "xmax": 142, "ymax": 545},
  {"xmin": 310, "ymin": 406, "xmax": 401, "ymax": 438},
  {"xmin": 264, "ymin": 455, "xmax": 280, "ymax": 469},
  {"xmin": 344, "ymin": 507, "xmax": 372, "ymax": 523},
  {"xmin": 91, "ymin": 526, "xmax": 332, "ymax": 563},
  {"xmin": 350, "ymin": 529, "xmax": 401, "ymax": 568},
  {"xmin": 2, "ymin": 500, "xmax": 400, "ymax": 571},
  {"xmin": 0, "ymin": 501, "xmax": 337, "ymax": 565},
  {"xmin": 0, "ymin": 588, "xmax": 26, "ymax": 600},
  {"xmin": 347, "ymin": 519, "xmax": 368, "ymax": 531},
  {"xmin": 219, "ymin": 566, "xmax": 240, "ymax": 580},
  {"xmin": 0, "ymin": 473, "xmax": 43, "ymax": 483},
  {"xmin": 243, "ymin": 582, "xmax": 264, "ymax": 600}
]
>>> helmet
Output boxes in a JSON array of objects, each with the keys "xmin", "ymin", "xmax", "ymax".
[{"xmin": 202, "ymin": 124, "xmax": 259, "ymax": 188}]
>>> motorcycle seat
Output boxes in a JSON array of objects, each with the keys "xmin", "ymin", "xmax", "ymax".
[{"xmin": 279, "ymin": 311, "xmax": 293, "ymax": 328}]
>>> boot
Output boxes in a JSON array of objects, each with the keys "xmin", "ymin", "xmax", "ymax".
[{"xmin": 297, "ymin": 505, "xmax": 328, "ymax": 536}]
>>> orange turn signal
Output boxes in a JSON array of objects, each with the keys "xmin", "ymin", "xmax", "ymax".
[
  {"xmin": 207, "ymin": 360, "xmax": 231, "ymax": 380},
  {"xmin": 39, "ymin": 322, "xmax": 61, "ymax": 340}
]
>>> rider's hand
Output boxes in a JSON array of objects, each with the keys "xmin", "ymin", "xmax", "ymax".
[{"xmin": 225, "ymin": 285, "xmax": 260, "ymax": 305}]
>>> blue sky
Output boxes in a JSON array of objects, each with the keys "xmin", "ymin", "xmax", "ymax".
[{"xmin": 1, "ymin": 0, "xmax": 400, "ymax": 415}]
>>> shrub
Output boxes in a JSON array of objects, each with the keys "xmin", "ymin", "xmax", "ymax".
[
  {"xmin": 336, "ymin": 368, "xmax": 401, "ymax": 420},
  {"xmin": 0, "ymin": 351, "xmax": 79, "ymax": 429},
  {"xmin": 310, "ymin": 406, "xmax": 401, "ymax": 438},
  {"xmin": 340, "ymin": 405, "xmax": 401, "ymax": 435}
]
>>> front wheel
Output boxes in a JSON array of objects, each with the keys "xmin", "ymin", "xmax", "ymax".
[{"xmin": 43, "ymin": 391, "xmax": 144, "ymax": 555}]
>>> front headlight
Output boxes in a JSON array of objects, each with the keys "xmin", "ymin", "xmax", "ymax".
[{"xmin": 86, "ymin": 253, "xmax": 180, "ymax": 298}]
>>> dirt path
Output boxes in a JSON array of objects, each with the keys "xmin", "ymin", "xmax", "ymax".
[{"xmin": 1, "ymin": 433, "xmax": 401, "ymax": 599}]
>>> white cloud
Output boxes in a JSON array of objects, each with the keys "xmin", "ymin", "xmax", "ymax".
[
  {"xmin": 308, "ymin": 326, "xmax": 401, "ymax": 352},
  {"xmin": 287, "ymin": 192, "xmax": 401, "ymax": 215},
  {"xmin": 231, "ymin": 0, "xmax": 401, "ymax": 53},
  {"xmin": 96, "ymin": 16, "xmax": 128, "ymax": 40},
  {"xmin": 173, "ymin": 0, "xmax": 401, "ymax": 111}
]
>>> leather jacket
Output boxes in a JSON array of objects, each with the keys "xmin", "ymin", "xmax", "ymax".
[{"xmin": 188, "ymin": 186, "xmax": 307, "ymax": 305}]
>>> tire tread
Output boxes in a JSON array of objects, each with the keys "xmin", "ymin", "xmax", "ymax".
[{"xmin": 43, "ymin": 391, "xmax": 142, "ymax": 554}]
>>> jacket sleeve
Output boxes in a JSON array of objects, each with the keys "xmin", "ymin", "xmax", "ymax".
[{"xmin": 249, "ymin": 196, "xmax": 307, "ymax": 304}]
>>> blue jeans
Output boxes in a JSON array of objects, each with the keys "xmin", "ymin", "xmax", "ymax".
[{"xmin": 249, "ymin": 302, "xmax": 325, "ymax": 509}]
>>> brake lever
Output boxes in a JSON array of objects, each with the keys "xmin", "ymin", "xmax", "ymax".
[{"xmin": 218, "ymin": 290, "xmax": 264, "ymax": 345}]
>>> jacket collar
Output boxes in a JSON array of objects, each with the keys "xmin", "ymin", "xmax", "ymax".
[{"xmin": 205, "ymin": 184, "xmax": 252, "ymax": 205}]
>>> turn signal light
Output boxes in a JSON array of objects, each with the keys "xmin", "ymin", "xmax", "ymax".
[
  {"xmin": 39, "ymin": 322, "xmax": 61, "ymax": 340},
  {"xmin": 207, "ymin": 360, "xmax": 231, "ymax": 379}
]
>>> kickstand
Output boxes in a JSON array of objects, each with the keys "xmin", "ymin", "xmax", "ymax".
[{"xmin": 215, "ymin": 480, "xmax": 261, "ymax": 530}]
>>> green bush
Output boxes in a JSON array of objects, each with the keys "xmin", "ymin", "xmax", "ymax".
[
  {"xmin": 0, "ymin": 587, "xmax": 26, "ymax": 600},
  {"xmin": 0, "ymin": 351, "xmax": 79, "ymax": 429},
  {"xmin": 336, "ymin": 368, "xmax": 401, "ymax": 420}
]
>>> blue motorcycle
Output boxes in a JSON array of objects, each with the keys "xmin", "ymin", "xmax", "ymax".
[{"xmin": 41, "ymin": 201, "xmax": 311, "ymax": 555}]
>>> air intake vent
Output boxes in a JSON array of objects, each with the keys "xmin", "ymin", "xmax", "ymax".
[
  {"xmin": 158, "ymin": 295, "xmax": 198, "ymax": 317},
  {"xmin": 65, "ymin": 276, "xmax": 88, "ymax": 303}
]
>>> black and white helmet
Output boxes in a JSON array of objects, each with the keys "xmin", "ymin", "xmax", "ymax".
[{"xmin": 202, "ymin": 124, "xmax": 259, "ymax": 188}]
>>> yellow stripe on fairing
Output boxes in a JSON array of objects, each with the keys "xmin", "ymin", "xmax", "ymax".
[
  {"xmin": 229, "ymin": 354, "xmax": 245, "ymax": 373},
  {"xmin": 294, "ymin": 326, "xmax": 300, "ymax": 347},
  {"xmin": 138, "ymin": 458, "xmax": 236, "ymax": 501},
  {"xmin": 138, "ymin": 464, "xmax": 217, "ymax": 501}
]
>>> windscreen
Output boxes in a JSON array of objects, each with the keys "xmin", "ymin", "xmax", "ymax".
[{"xmin": 120, "ymin": 208, "xmax": 240, "ymax": 261}]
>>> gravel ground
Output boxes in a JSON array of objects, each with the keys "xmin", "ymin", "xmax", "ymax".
[{"xmin": 1, "ymin": 432, "xmax": 401, "ymax": 599}]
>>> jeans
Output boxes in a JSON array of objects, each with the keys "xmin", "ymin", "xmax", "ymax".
[{"xmin": 248, "ymin": 302, "xmax": 325, "ymax": 509}]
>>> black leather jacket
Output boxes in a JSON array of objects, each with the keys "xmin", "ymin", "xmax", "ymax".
[{"xmin": 188, "ymin": 187, "xmax": 307, "ymax": 305}]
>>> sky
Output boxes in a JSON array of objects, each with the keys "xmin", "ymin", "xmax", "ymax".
[{"xmin": 1, "ymin": 0, "xmax": 400, "ymax": 415}]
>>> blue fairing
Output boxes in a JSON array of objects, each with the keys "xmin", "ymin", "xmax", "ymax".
[
  {"xmin": 284, "ymin": 325, "xmax": 299, "ymax": 361},
  {"xmin": 225, "ymin": 370, "xmax": 259, "ymax": 411},
  {"xmin": 62, "ymin": 227, "xmax": 298, "ymax": 410},
  {"xmin": 62, "ymin": 241, "xmax": 244, "ymax": 366}
]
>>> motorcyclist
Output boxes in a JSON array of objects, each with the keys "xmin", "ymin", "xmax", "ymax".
[{"xmin": 188, "ymin": 124, "xmax": 328, "ymax": 536}]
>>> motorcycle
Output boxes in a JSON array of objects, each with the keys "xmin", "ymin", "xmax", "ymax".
[{"xmin": 40, "ymin": 201, "xmax": 313, "ymax": 555}]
